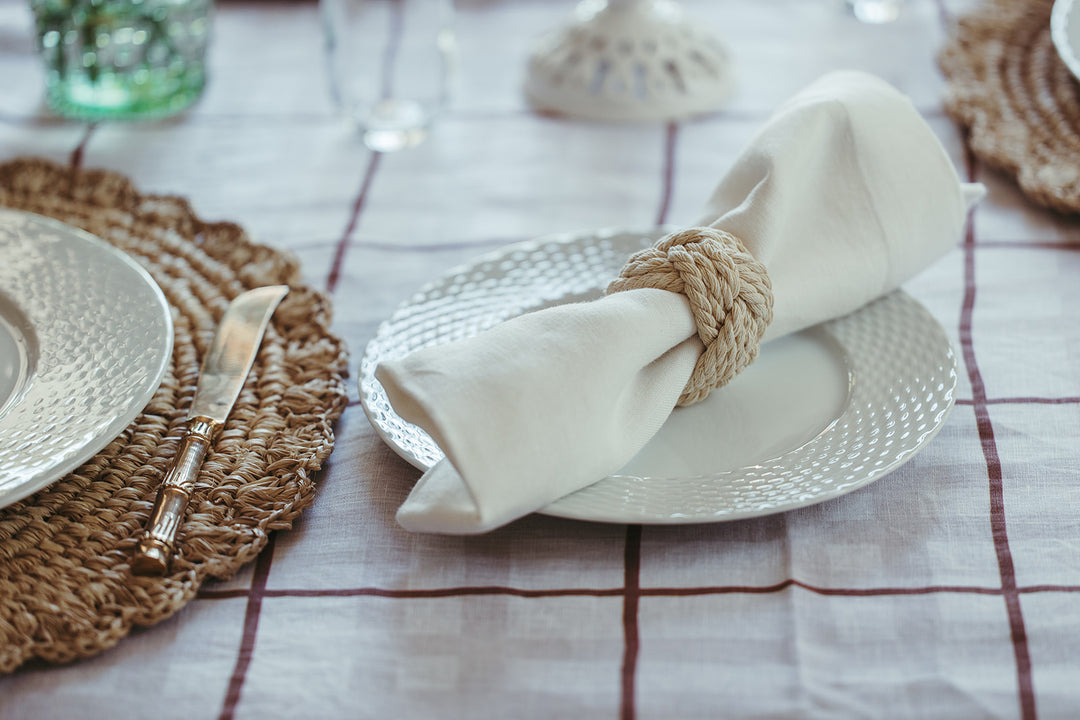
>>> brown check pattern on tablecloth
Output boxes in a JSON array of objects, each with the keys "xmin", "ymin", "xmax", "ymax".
[{"xmin": 2, "ymin": 0, "xmax": 1080, "ymax": 718}]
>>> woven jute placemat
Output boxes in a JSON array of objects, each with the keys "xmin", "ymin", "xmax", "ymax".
[
  {"xmin": 0, "ymin": 157, "xmax": 349, "ymax": 674},
  {"xmin": 939, "ymin": 0, "xmax": 1080, "ymax": 214}
]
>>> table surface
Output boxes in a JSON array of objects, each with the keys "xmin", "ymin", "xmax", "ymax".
[{"xmin": 2, "ymin": 0, "xmax": 1078, "ymax": 718}]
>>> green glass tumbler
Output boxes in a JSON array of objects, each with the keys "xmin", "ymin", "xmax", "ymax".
[{"xmin": 30, "ymin": 0, "xmax": 213, "ymax": 121}]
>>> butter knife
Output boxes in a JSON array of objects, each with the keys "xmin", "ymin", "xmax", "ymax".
[{"xmin": 132, "ymin": 285, "xmax": 289, "ymax": 576}]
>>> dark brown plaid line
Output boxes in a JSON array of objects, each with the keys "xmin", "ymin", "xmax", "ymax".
[
  {"xmin": 975, "ymin": 240, "xmax": 1080, "ymax": 250},
  {"xmin": 957, "ymin": 397, "xmax": 1080, "ymax": 406},
  {"xmin": 650, "ymin": 580, "xmax": 1078, "ymax": 598},
  {"xmin": 197, "ymin": 578, "xmax": 1080, "ymax": 602},
  {"xmin": 218, "ymin": 533, "xmax": 277, "ymax": 720},
  {"xmin": 653, "ymin": 122, "xmax": 678, "ymax": 228},
  {"xmin": 620, "ymin": 525, "xmax": 643, "ymax": 720},
  {"xmin": 325, "ymin": 151, "xmax": 382, "ymax": 295},
  {"xmin": 960, "ymin": 146, "xmax": 1037, "ymax": 720},
  {"xmin": 69, "ymin": 124, "xmax": 95, "ymax": 171},
  {"xmin": 934, "ymin": 0, "xmax": 953, "ymax": 29},
  {"xmin": 256, "ymin": 586, "xmax": 623, "ymax": 599},
  {"xmin": 340, "ymin": 234, "xmax": 523, "ymax": 254},
  {"xmin": 1017, "ymin": 585, "xmax": 1080, "ymax": 594},
  {"xmin": 642, "ymin": 581, "xmax": 1003, "ymax": 597},
  {"xmin": 204, "ymin": 585, "xmax": 600, "ymax": 600}
]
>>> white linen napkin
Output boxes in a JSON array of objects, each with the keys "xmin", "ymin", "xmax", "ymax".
[{"xmin": 376, "ymin": 70, "xmax": 985, "ymax": 534}]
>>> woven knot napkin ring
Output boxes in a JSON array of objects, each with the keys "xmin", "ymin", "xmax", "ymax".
[{"xmin": 607, "ymin": 226, "xmax": 774, "ymax": 406}]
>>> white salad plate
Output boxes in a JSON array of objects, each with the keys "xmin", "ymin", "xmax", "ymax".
[
  {"xmin": 359, "ymin": 228, "xmax": 958, "ymax": 524},
  {"xmin": 1052, "ymin": 0, "xmax": 1080, "ymax": 81},
  {"xmin": 0, "ymin": 209, "xmax": 173, "ymax": 509}
]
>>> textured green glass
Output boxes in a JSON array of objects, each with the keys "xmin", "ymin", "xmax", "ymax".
[{"xmin": 31, "ymin": 0, "xmax": 213, "ymax": 121}]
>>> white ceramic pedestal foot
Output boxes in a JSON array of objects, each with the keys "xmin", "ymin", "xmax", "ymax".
[{"xmin": 525, "ymin": 0, "xmax": 734, "ymax": 122}]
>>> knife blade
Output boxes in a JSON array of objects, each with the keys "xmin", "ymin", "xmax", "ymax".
[{"xmin": 132, "ymin": 285, "xmax": 289, "ymax": 576}]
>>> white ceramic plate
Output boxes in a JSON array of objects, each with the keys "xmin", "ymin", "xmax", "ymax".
[
  {"xmin": 1052, "ymin": 0, "xmax": 1080, "ymax": 81},
  {"xmin": 359, "ymin": 228, "xmax": 958, "ymax": 524},
  {"xmin": 0, "ymin": 209, "xmax": 173, "ymax": 509}
]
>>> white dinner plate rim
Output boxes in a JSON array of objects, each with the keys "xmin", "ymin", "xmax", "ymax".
[
  {"xmin": 0, "ymin": 209, "xmax": 174, "ymax": 509},
  {"xmin": 1052, "ymin": 0, "xmax": 1080, "ymax": 81}
]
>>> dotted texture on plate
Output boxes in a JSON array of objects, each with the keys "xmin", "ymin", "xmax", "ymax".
[
  {"xmin": 939, "ymin": 0, "xmax": 1080, "ymax": 214},
  {"xmin": 0, "ymin": 208, "xmax": 172, "ymax": 504},
  {"xmin": 0, "ymin": 157, "xmax": 349, "ymax": 674}
]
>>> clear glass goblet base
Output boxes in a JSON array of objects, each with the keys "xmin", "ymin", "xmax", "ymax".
[
  {"xmin": 846, "ymin": 0, "xmax": 902, "ymax": 24},
  {"xmin": 356, "ymin": 98, "xmax": 434, "ymax": 152}
]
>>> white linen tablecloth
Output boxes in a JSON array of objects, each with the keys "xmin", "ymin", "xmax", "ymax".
[{"xmin": 0, "ymin": 1, "xmax": 1076, "ymax": 718}]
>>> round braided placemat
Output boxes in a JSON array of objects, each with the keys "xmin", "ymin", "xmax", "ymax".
[
  {"xmin": 939, "ymin": 0, "xmax": 1080, "ymax": 214},
  {"xmin": 0, "ymin": 157, "xmax": 349, "ymax": 674}
]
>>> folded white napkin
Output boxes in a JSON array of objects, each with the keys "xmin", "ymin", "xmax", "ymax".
[{"xmin": 377, "ymin": 71, "xmax": 985, "ymax": 534}]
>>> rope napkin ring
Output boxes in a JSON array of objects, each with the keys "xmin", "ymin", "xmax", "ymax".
[{"xmin": 607, "ymin": 227, "xmax": 774, "ymax": 406}]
